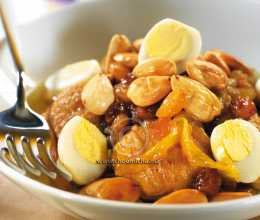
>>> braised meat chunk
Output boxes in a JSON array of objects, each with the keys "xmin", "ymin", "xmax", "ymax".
[{"xmin": 47, "ymin": 83, "xmax": 100, "ymax": 136}]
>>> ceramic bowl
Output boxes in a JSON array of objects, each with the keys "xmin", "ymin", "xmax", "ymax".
[{"xmin": 0, "ymin": 0, "xmax": 260, "ymax": 219}]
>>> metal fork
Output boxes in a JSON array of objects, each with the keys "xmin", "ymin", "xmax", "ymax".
[{"xmin": 0, "ymin": 6, "xmax": 72, "ymax": 189}]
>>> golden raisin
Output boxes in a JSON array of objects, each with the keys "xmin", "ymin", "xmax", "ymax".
[
  {"xmin": 133, "ymin": 106, "xmax": 155, "ymax": 120},
  {"xmin": 192, "ymin": 168, "xmax": 221, "ymax": 197},
  {"xmin": 231, "ymin": 97, "xmax": 256, "ymax": 119},
  {"xmin": 108, "ymin": 62, "xmax": 130, "ymax": 81},
  {"xmin": 114, "ymin": 83, "xmax": 131, "ymax": 102}
]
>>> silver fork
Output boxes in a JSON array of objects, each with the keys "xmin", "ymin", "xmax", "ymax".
[{"xmin": 0, "ymin": 7, "xmax": 72, "ymax": 189}]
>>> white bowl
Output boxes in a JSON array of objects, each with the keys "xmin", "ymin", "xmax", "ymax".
[{"xmin": 0, "ymin": 0, "xmax": 260, "ymax": 219}]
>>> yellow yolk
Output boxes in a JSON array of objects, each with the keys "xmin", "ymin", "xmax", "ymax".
[
  {"xmin": 73, "ymin": 119, "xmax": 107, "ymax": 164},
  {"xmin": 139, "ymin": 18, "xmax": 202, "ymax": 73},
  {"xmin": 145, "ymin": 22, "xmax": 193, "ymax": 62},
  {"xmin": 58, "ymin": 116, "xmax": 107, "ymax": 185},
  {"xmin": 211, "ymin": 119, "xmax": 260, "ymax": 183},
  {"xmin": 211, "ymin": 120, "xmax": 252, "ymax": 162}
]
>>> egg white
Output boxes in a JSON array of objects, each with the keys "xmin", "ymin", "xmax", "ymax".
[
  {"xmin": 234, "ymin": 120, "xmax": 260, "ymax": 183},
  {"xmin": 139, "ymin": 18, "xmax": 202, "ymax": 73},
  {"xmin": 45, "ymin": 59, "xmax": 101, "ymax": 95},
  {"xmin": 58, "ymin": 116, "xmax": 106, "ymax": 185},
  {"xmin": 211, "ymin": 119, "xmax": 260, "ymax": 183}
]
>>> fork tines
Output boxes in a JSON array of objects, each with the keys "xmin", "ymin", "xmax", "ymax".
[{"xmin": 0, "ymin": 134, "xmax": 63, "ymax": 180}]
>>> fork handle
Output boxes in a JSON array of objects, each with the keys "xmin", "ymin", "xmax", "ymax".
[
  {"xmin": 0, "ymin": 5, "xmax": 27, "ymax": 113},
  {"xmin": 16, "ymin": 71, "xmax": 26, "ymax": 113}
]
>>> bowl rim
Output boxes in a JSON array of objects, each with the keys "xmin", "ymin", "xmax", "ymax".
[
  {"xmin": 1, "ymin": 0, "xmax": 260, "ymax": 212},
  {"xmin": 0, "ymin": 159, "xmax": 259, "ymax": 210}
]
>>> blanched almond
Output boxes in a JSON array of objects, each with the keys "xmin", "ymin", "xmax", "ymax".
[
  {"xmin": 211, "ymin": 192, "xmax": 252, "ymax": 202},
  {"xmin": 186, "ymin": 59, "xmax": 228, "ymax": 90},
  {"xmin": 133, "ymin": 58, "xmax": 177, "ymax": 77},
  {"xmin": 171, "ymin": 76, "xmax": 222, "ymax": 122},
  {"xmin": 215, "ymin": 50, "xmax": 252, "ymax": 75},
  {"xmin": 113, "ymin": 52, "xmax": 138, "ymax": 68},
  {"xmin": 80, "ymin": 177, "xmax": 141, "ymax": 202},
  {"xmin": 127, "ymin": 76, "xmax": 171, "ymax": 107},
  {"xmin": 133, "ymin": 38, "xmax": 143, "ymax": 52},
  {"xmin": 81, "ymin": 74, "xmax": 115, "ymax": 115},
  {"xmin": 104, "ymin": 34, "xmax": 132, "ymax": 73},
  {"xmin": 154, "ymin": 189, "xmax": 208, "ymax": 204},
  {"xmin": 203, "ymin": 50, "xmax": 231, "ymax": 75}
]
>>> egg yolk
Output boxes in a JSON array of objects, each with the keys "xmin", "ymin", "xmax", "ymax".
[
  {"xmin": 145, "ymin": 22, "xmax": 193, "ymax": 62},
  {"xmin": 212, "ymin": 120, "xmax": 252, "ymax": 162},
  {"xmin": 73, "ymin": 119, "xmax": 107, "ymax": 163}
]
